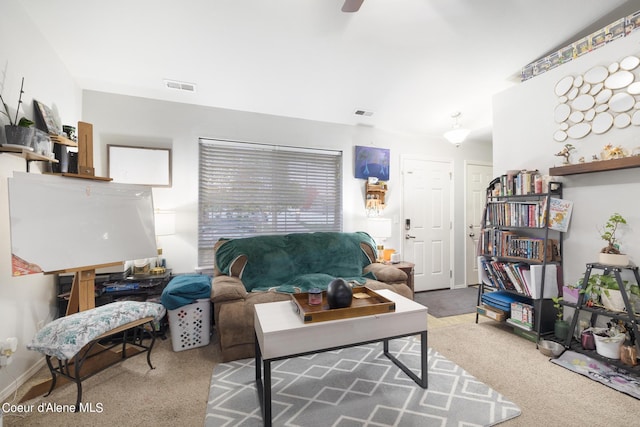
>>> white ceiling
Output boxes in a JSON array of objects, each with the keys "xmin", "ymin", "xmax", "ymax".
[{"xmin": 19, "ymin": 0, "xmax": 637, "ymax": 143}]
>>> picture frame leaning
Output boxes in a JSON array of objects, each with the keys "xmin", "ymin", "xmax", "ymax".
[{"xmin": 34, "ymin": 100, "xmax": 61, "ymax": 135}]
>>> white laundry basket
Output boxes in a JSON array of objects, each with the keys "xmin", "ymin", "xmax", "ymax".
[{"xmin": 168, "ymin": 298, "xmax": 211, "ymax": 352}]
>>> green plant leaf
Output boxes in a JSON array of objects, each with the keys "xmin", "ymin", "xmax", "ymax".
[{"xmin": 17, "ymin": 117, "xmax": 34, "ymax": 127}]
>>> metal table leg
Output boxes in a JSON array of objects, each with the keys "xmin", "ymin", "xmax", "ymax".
[
  {"xmin": 255, "ymin": 333, "xmax": 272, "ymax": 426},
  {"xmin": 383, "ymin": 330, "xmax": 428, "ymax": 388}
]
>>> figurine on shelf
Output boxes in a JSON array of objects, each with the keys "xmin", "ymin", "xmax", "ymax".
[
  {"xmin": 555, "ymin": 143, "xmax": 575, "ymax": 165},
  {"xmin": 602, "ymin": 144, "xmax": 626, "ymax": 160}
]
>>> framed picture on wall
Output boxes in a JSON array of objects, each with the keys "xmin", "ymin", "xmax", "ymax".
[
  {"xmin": 108, "ymin": 144, "xmax": 172, "ymax": 187},
  {"xmin": 34, "ymin": 100, "xmax": 61, "ymax": 135},
  {"xmin": 354, "ymin": 145, "xmax": 390, "ymax": 181}
]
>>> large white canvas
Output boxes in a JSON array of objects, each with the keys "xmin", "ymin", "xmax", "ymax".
[{"xmin": 8, "ymin": 172, "xmax": 157, "ymax": 275}]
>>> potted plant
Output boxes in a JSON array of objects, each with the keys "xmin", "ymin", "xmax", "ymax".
[
  {"xmin": 592, "ymin": 322, "xmax": 626, "ymax": 359},
  {"xmin": 1, "ymin": 77, "xmax": 35, "ymax": 147},
  {"xmin": 578, "ymin": 273, "xmax": 633, "ymax": 312},
  {"xmin": 598, "ymin": 212, "xmax": 629, "ymax": 266},
  {"xmin": 552, "ymin": 296, "xmax": 569, "ymax": 340}
]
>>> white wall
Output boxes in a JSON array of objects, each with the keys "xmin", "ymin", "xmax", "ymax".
[
  {"xmin": 493, "ymin": 30, "xmax": 640, "ymax": 290},
  {"xmin": 0, "ymin": 0, "xmax": 82, "ymax": 400},
  {"xmin": 82, "ymin": 91, "xmax": 492, "ymax": 283}
]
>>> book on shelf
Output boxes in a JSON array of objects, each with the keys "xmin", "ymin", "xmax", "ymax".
[
  {"xmin": 480, "ymin": 228, "xmax": 560, "ymax": 262},
  {"xmin": 510, "ymin": 301, "xmax": 534, "ymax": 328},
  {"xmin": 506, "ymin": 318, "xmax": 533, "ymax": 331},
  {"xmin": 526, "ymin": 264, "xmax": 560, "ymax": 299},
  {"xmin": 547, "ymin": 198, "xmax": 573, "ymax": 232},
  {"xmin": 485, "ymin": 200, "xmax": 545, "ymax": 228},
  {"xmin": 493, "ymin": 170, "xmax": 544, "ymax": 197},
  {"xmin": 478, "ymin": 258, "xmax": 560, "ymax": 299}
]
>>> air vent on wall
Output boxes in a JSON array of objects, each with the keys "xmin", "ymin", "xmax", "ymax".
[
  {"xmin": 354, "ymin": 109, "xmax": 374, "ymax": 117},
  {"xmin": 164, "ymin": 79, "xmax": 196, "ymax": 92}
]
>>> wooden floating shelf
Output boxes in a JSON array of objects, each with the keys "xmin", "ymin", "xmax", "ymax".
[
  {"xmin": 549, "ymin": 156, "xmax": 640, "ymax": 176},
  {"xmin": 0, "ymin": 145, "xmax": 58, "ymax": 163},
  {"xmin": 50, "ymin": 135, "xmax": 78, "ymax": 147},
  {"xmin": 43, "ymin": 172, "xmax": 112, "ymax": 181},
  {"xmin": 60, "ymin": 173, "xmax": 112, "ymax": 181}
]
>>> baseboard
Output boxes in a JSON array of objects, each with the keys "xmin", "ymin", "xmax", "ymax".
[{"xmin": 0, "ymin": 357, "xmax": 46, "ymax": 402}]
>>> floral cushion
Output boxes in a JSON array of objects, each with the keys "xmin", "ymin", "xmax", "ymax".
[{"xmin": 27, "ymin": 301, "xmax": 166, "ymax": 360}]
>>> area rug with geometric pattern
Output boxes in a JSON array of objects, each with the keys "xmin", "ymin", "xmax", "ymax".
[{"xmin": 205, "ymin": 337, "xmax": 521, "ymax": 426}]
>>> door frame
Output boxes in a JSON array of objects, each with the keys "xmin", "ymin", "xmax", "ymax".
[
  {"xmin": 401, "ymin": 154, "xmax": 455, "ymax": 291},
  {"xmin": 463, "ymin": 160, "xmax": 493, "ymax": 286}
]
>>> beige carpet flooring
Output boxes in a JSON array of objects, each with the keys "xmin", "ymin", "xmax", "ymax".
[{"xmin": 2, "ymin": 314, "xmax": 637, "ymax": 426}]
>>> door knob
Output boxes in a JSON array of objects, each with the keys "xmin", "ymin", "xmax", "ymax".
[
  {"xmin": 469, "ymin": 232, "xmax": 475, "ymax": 237},
  {"xmin": 405, "ymin": 234, "xmax": 416, "ymax": 240}
]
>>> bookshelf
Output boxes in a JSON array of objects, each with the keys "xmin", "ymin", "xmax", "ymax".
[{"xmin": 476, "ymin": 173, "xmax": 564, "ymax": 344}]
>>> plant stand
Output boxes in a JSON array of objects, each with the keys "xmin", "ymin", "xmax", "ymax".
[{"xmin": 563, "ymin": 263, "xmax": 640, "ymax": 372}]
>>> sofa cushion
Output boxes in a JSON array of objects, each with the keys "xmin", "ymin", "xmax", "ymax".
[
  {"xmin": 215, "ymin": 231, "xmax": 376, "ymax": 292},
  {"xmin": 364, "ymin": 263, "xmax": 408, "ymax": 283}
]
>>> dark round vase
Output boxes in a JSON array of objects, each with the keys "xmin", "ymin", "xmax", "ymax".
[{"xmin": 326, "ymin": 278, "xmax": 353, "ymax": 309}]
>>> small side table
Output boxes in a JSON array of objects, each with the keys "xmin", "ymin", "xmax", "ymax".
[{"xmin": 390, "ymin": 261, "xmax": 415, "ymax": 297}]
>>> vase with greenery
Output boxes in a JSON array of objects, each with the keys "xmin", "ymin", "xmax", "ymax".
[
  {"xmin": 552, "ymin": 296, "xmax": 569, "ymax": 340},
  {"xmin": 598, "ymin": 213, "xmax": 629, "ymax": 266},
  {"xmin": 1, "ymin": 77, "xmax": 35, "ymax": 147},
  {"xmin": 577, "ymin": 273, "xmax": 639, "ymax": 312}
]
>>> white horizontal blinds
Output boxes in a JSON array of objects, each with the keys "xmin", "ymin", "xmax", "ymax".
[{"xmin": 198, "ymin": 139, "xmax": 343, "ymax": 267}]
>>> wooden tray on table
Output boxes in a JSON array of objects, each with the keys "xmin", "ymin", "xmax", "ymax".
[{"xmin": 291, "ymin": 286, "xmax": 395, "ymax": 323}]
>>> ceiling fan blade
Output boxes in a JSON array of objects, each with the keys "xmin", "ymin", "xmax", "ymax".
[{"xmin": 342, "ymin": 0, "xmax": 364, "ymax": 13}]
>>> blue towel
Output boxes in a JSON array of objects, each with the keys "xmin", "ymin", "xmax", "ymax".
[{"xmin": 161, "ymin": 274, "xmax": 212, "ymax": 310}]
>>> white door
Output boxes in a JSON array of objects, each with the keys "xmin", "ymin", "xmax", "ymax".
[
  {"xmin": 402, "ymin": 158, "xmax": 452, "ymax": 292},
  {"xmin": 464, "ymin": 163, "xmax": 493, "ymax": 286}
]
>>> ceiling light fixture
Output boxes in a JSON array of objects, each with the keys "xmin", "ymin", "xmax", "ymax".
[{"xmin": 443, "ymin": 111, "xmax": 470, "ymax": 146}]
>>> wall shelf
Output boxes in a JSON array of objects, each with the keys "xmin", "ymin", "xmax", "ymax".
[
  {"xmin": 50, "ymin": 134, "xmax": 78, "ymax": 147},
  {"xmin": 1, "ymin": 145, "xmax": 58, "ymax": 172},
  {"xmin": 0, "ymin": 145, "xmax": 58, "ymax": 163},
  {"xmin": 549, "ymin": 156, "xmax": 640, "ymax": 176},
  {"xmin": 365, "ymin": 182, "xmax": 387, "ymax": 207},
  {"xmin": 55, "ymin": 172, "xmax": 112, "ymax": 181}
]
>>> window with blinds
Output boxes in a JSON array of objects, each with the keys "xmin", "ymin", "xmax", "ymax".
[{"xmin": 198, "ymin": 138, "xmax": 343, "ymax": 268}]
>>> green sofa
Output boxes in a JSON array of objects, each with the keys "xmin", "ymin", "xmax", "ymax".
[{"xmin": 211, "ymin": 231, "xmax": 412, "ymax": 361}]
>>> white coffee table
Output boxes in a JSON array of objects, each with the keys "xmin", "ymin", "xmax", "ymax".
[{"xmin": 254, "ymin": 288, "xmax": 428, "ymax": 426}]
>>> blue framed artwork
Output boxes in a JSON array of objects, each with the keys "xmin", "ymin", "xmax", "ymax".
[{"xmin": 355, "ymin": 146, "xmax": 390, "ymax": 180}]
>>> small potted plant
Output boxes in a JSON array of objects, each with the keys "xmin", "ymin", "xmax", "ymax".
[
  {"xmin": 592, "ymin": 321, "xmax": 626, "ymax": 359},
  {"xmin": 552, "ymin": 296, "xmax": 569, "ymax": 340},
  {"xmin": 1, "ymin": 77, "xmax": 35, "ymax": 147},
  {"xmin": 578, "ymin": 273, "xmax": 634, "ymax": 312},
  {"xmin": 598, "ymin": 212, "xmax": 629, "ymax": 266}
]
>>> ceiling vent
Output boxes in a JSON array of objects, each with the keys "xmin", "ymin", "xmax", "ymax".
[
  {"xmin": 354, "ymin": 109, "xmax": 374, "ymax": 117},
  {"xmin": 164, "ymin": 79, "xmax": 196, "ymax": 92}
]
